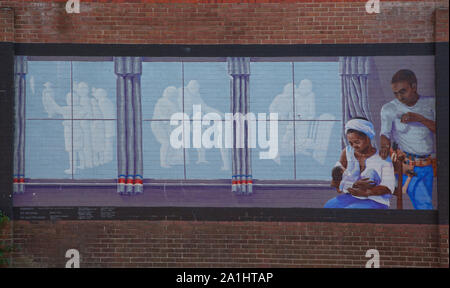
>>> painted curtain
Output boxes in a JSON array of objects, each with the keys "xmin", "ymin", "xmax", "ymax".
[
  {"xmin": 339, "ymin": 56, "xmax": 375, "ymax": 146},
  {"xmin": 115, "ymin": 57, "xmax": 144, "ymax": 194},
  {"xmin": 228, "ymin": 57, "xmax": 253, "ymax": 195},
  {"xmin": 13, "ymin": 56, "xmax": 27, "ymax": 194}
]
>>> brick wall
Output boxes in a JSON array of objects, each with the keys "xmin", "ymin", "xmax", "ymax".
[
  {"xmin": 0, "ymin": 0, "xmax": 449, "ymax": 268},
  {"xmin": 0, "ymin": 7, "xmax": 13, "ymax": 42},
  {"xmin": 435, "ymin": 7, "xmax": 449, "ymax": 42},
  {"xmin": 6, "ymin": 221, "xmax": 448, "ymax": 268},
  {"xmin": 0, "ymin": 0, "xmax": 448, "ymax": 44}
]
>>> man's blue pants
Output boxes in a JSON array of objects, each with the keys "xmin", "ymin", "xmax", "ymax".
[{"xmin": 403, "ymin": 165, "xmax": 434, "ymax": 210}]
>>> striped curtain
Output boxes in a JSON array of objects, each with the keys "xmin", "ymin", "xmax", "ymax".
[
  {"xmin": 13, "ymin": 56, "xmax": 27, "ymax": 194},
  {"xmin": 114, "ymin": 57, "xmax": 143, "ymax": 194},
  {"xmin": 227, "ymin": 57, "xmax": 252, "ymax": 195},
  {"xmin": 339, "ymin": 56, "xmax": 376, "ymax": 146}
]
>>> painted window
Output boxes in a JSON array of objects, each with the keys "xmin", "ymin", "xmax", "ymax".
[
  {"xmin": 251, "ymin": 61, "xmax": 341, "ymax": 180},
  {"xmin": 22, "ymin": 58, "xmax": 341, "ymax": 181},
  {"xmin": 25, "ymin": 60, "xmax": 117, "ymax": 180}
]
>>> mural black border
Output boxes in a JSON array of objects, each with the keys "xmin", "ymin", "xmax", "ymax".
[
  {"xmin": 435, "ymin": 42, "xmax": 449, "ymax": 225},
  {"xmin": 5, "ymin": 42, "xmax": 449, "ymax": 224},
  {"xmin": 0, "ymin": 42, "xmax": 14, "ymax": 218},
  {"xmin": 15, "ymin": 43, "xmax": 436, "ymax": 57},
  {"xmin": 12, "ymin": 206, "xmax": 438, "ymax": 224}
]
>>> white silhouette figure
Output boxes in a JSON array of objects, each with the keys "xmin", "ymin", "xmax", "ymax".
[
  {"xmin": 41, "ymin": 81, "xmax": 116, "ymax": 174},
  {"xmin": 76, "ymin": 82, "xmax": 94, "ymax": 170},
  {"xmin": 295, "ymin": 79, "xmax": 316, "ymax": 151},
  {"xmin": 269, "ymin": 83, "xmax": 294, "ymax": 164},
  {"xmin": 42, "ymin": 82, "xmax": 59, "ymax": 118},
  {"xmin": 30, "ymin": 75, "xmax": 35, "ymax": 96},
  {"xmin": 64, "ymin": 92, "xmax": 84, "ymax": 175},
  {"xmin": 41, "ymin": 83, "xmax": 82, "ymax": 174},
  {"xmin": 179, "ymin": 80, "xmax": 230, "ymax": 170},
  {"xmin": 92, "ymin": 88, "xmax": 115, "ymax": 165},
  {"xmin": 90, "ymin": 91, "xmax": 105, "ymax": 167},
  {"xmin": 151, "ymin": 86, "xmax": 183, "ymax": 168}
]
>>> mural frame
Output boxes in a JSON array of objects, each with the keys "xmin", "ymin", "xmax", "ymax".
[{"xmin": 1, "ymin": 42, "xmax": 448, "ymax": 224}]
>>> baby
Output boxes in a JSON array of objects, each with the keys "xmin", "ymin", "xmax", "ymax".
[{"xmin": 331, "ymin": 166, "xmax": 381, "ymax": 194}]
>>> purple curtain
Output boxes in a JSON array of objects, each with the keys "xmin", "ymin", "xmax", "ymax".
[
  {"xmin": 339, "ymin": 56, "xmax": 376, "ymax": 147},
  {"xmin": 228, "ymin": 57, "xmax": 252, "ymax": 195},
  {"xmin": 114, "ymin": 57, "xmax": 143, "ymax": 195},
  {"xmin": 13, "ymin": 56, "xmax": 27, "ymax": 194}
]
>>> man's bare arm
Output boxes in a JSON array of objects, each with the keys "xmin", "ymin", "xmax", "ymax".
[{"xmin": 401, "ymin": 112, "xmax": 436, "ymax": 133}]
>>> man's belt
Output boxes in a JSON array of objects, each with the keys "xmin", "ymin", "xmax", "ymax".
[
  {"xmin": 390, "ymin": 147, "xmax": 437, "ymax": 180},
  {"xmin": 403, "ymin": 155, "xmax": 434, "ymax": 167},
  {"xmin": 390, "ymin": 148, "xmax": 434, "ymax": 167}
]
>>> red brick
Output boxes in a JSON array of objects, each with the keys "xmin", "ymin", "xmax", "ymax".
[{"xmin": 4, "ymin": 221, "xmax": 447, "ymax": 268}]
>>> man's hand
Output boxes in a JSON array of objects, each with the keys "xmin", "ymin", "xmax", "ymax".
[
  {"xmin": 394, "ymin": 149, "xmax": 406, "ymax": 162},
  {"xmin": 401, "ymin": 112, "xmax": 436, "ymax": 133},
  {"xmin": 400, "ymin": 112, "xmax": 424, "ymax": 124}
]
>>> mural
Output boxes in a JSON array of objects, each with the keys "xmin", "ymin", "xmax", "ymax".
[
  {"xmin": 42, "ymin": 82, "xmax": 115, "ymax": 174},
  {"xmin": 12, "ymin": 56, "xmax": 437, "ymax": 210}
]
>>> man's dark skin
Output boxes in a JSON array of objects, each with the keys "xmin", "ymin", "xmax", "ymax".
[{"xmin": 380, "ymin": 81, "xmax": 436, "ymax": 160}]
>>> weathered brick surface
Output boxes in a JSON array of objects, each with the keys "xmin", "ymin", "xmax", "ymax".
[
  {"xmin": 0, "ymin": 0, "xmax": 448, "ymax": 44},
  {"xmin": 5, "ymin": 221, "xmax": 448, "ymax": 268},
  {"xmin": 435, "ymin": 8, "xmax": 449, "ymax": 42},
  {"xmin": 0, "ymin": 7, "xmax": 13, "ymax": 42},
  {"xmin": 439, "ymin": 225, "xmax": 449, "ymax": 267}
]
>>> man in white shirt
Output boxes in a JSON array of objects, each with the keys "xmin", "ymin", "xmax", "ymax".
[{"xmin": 379, "ymin": 69, "xmax": 436, "ymax": 210}]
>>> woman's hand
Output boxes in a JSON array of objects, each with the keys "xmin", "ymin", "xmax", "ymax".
[
  {"xmin": 353, "ymin": 178, "xmax": 376, "ymax": 190},
  {"xmin": 348, "ymin": 178, "xmax": 376, "ymax": 197},
  {"xmin": 348, "ymin": 187, "xmax": 370, "ymax": 197}
]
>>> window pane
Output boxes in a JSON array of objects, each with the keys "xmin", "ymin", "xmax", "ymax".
[
  {"xmin": 27, "ymin": 61, "xmax": 71, "ymax": 120},
  {"xmin": 143, "ymin": 120, "xmax": 184, "ymax": 179},
  {"xmin": 183, "ymin": 62, "xmax": 229, "ymax": 117},
  {"xmin": 72, "ymin": 61, "xmax": 116, "ymax": 120},
  {"xmin": 185, "ymin": 120, "xmax": 232, "ymax": 180},
  {"xmin": 252, "ymin": 121, "xmax": 295, "ymax": 180},
  {"xmin": 250, "ymin": 62, "xmax": 293, "ymax": 120},
  {"xmin": 181, "ymin": 62, "xmax": 231, "ymax": 179},
  {"xmin": 141, "ymin": 62, "xmax": 183, "ymax": 120},
  {"xmin": 25, "ymin": 120, "xmax": 71, "ymax": 179},
  {"xmin": 293, "ymin": 62, "xmax": 341, "ymax": 120},
  {"xmin": 72, "ymin": 120, "xmax": 117, "ymax": 179},
  {"xmin": 293, "ymin": 61, "xmax": 342, "ymax": 180},
  {"xmin": 295, "ymin": 120, "xmax": 342, "ymax": 180}
]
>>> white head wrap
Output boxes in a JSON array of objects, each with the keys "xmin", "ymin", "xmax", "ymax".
[{"xmin": 345, "ymin": 118, "xmax": 375, "ymax": 139}]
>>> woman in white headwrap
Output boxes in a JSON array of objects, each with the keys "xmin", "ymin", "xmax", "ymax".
[{"xmin": 325, "ymin": 117, "xmax": 395, "ymax": 209}]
